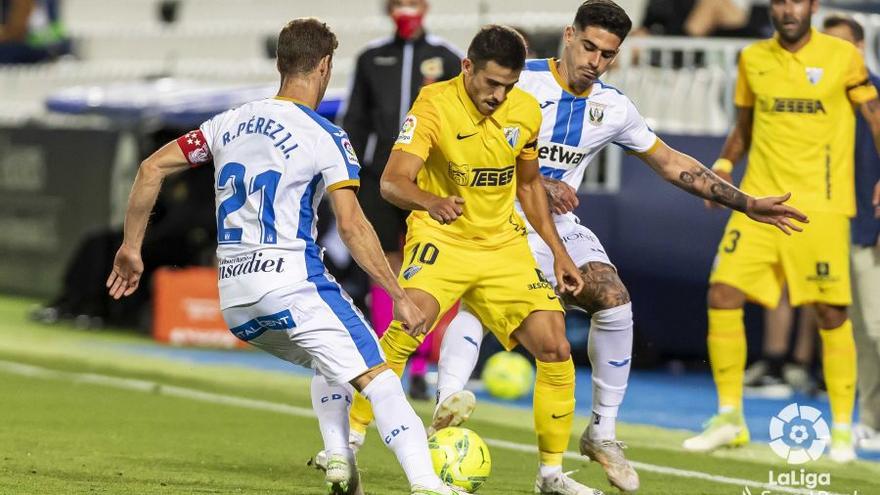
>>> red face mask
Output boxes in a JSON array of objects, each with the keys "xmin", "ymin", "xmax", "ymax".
[{"xmin": 392, "ymin": 10, "xmax": 423, "ymax": 40}]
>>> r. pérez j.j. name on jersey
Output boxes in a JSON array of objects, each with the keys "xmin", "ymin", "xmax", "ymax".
[{"xmin": 219, "ymin": 115, "xmax": 300, "ymax": 159}]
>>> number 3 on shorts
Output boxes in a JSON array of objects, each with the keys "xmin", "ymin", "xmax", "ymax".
[{"xmin": 723, "ymin": 229, "xmax": 741, "ymax": 253}]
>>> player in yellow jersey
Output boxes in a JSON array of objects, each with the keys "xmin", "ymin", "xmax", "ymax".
[
  {"xmin": 684, "ymin": 0, "xmax": 880, "ymax": 463},
  {"xmin": 350, "ymin": 25, "xmax": 598, "ymax": 493}
]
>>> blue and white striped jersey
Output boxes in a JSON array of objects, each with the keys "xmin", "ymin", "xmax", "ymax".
[
  {"xmin": 190, "ymin": 97, "xmax": 360, "ymax": 309},
  {"xmin": 517, "ymin": 58, "xmax": 658, "ymax": 223}
]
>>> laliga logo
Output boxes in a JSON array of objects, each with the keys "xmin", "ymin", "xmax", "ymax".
[{"xmin": 769, "ymin": 403, "xmax": 830, "ymax": 464}]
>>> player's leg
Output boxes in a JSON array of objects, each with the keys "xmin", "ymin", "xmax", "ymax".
[
  {"xmin": 350, "ymin": 234, "xmax": 466, "ymax": 450},
  {"xmin": 513, "ymin": 310, "xmax": 603, "ymax": 494},
  {"xmin": 292, "ymin": 277, "xmax": 466, "ymax": 494},
  {"xmin": 559, "ymin": 261, "xmax": 638, "ymax": 493},
  {"xmin": 430, "ymin": 307, "xmax": 482, "ymax": 435},
  {"xmin": 685, "ymin": 213, "xmax": 783, "ymax": 452},
  {"xmin": 783, "ymin": 212, "xmax": 855, "ymax": 463},
  {"xmin": 348, "ymin": 288, "xmax": 438, "ymax": 448},
  {"xmin": 309, "ymin": 371, "xmax": 360, "ymax": 494}
]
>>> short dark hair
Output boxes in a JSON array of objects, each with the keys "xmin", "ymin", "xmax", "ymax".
[
  {"xmin": 467, "ymin": 25, "xmax": 527, "ymax": 71},
  {"xmin": 823, "ymin": 14, "xmax": 864, "ymax": 43},
  {"xmin": 276, "ymin": 18, "xmax": 338, "ymax": 77},
  {"xmin": 574, "ymin": 0, "xmax": 633, "ymax": 41}
]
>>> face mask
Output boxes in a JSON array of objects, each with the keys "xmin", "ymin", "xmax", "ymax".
[{"xmin": 392, "ymin": 8, "xmax": 423, "ymax": 40}]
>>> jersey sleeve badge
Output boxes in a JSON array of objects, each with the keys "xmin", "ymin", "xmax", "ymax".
[{"xmin": 396, "ymin": 115, "xmax": 417, "ymax": 144}]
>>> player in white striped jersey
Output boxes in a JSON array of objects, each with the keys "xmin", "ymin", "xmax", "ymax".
[
  {"xmin": 106, "ymin": 18, "xmax": 470, "ymax": 495},
  {"xmin": 431, "ymin": 2, "xmax": 806, "ymax": 493}
]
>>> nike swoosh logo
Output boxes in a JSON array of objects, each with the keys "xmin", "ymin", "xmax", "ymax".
[
  {"xmin": 456, "ymin": 132, "xmax": 478, "ymax": 140},
  {"xmin": 551, "ymin": 411, "xmax": 574, "ymax": 419},
  {"xmin": 608, "ymin": 358, "xmax": 631, "ymax": 368},
  {"xmin": 547, "ymin": 294, "xmax": 558, "ymax": 300},
  {"xmin": 464, "ymin": 336, "xmax": 479, "ymax": 348}
]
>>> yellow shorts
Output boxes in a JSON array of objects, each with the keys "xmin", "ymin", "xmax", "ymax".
[
  {"xmin": 399, "ymin": 230, "xmax": 563, "ymax": 350},
  {"xmin": 709, "ymin": 211, "xmax": 851, "ymax": 308}
]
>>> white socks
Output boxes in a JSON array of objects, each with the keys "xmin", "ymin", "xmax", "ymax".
[
  {"xmin": 588, "ymin": 302, "xmax": 633, "ymax": 440},
  {"xmin": 310, "ymin": 373, "xmax": 354, "ymax": 457},
  {"xmin": 361, "ymin": 369, "xmax": 442, "ymax": 489},
  {"xmin": 437, "ymin": 309, "xmax": 485, "ymax": 405}
]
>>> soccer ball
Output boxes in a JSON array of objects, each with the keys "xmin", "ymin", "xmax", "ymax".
[
  {"xmin": 428, "ymin": 427, "xmax": 492, "ymax": 492},
  {"xmin": 481, "ymin": 351, "xmax": 534, "ymax": 400}
]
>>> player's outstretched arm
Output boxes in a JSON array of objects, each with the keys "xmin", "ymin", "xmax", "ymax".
[
  {"xmin": 640, "ymin": 141, "xmax": 808, "ymax": 235},
  {"xmin": 329, "ymin": 187, "xmax": 427, "ymax": 336},
  {"xmin": 381, "ymin": 150, "xmax": 464, "ymax": 224},
  {"xmin": 516, "ymin": 157, "xmax": 583, "ymax": 296},
  {"xmin": 705, "ymin": 106, "xmax": 753, "ymax": 209},
  {"xmin": 107, "ymin": 141, "xmax": 192, "ymax": 299}
]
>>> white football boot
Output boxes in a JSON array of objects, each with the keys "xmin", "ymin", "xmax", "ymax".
[
  {"xmin": 534, "ymin": 470, "xmax": 605, "ymax": 494},
  {"xmin": 308, "ymin": 450, "xmax": 363, "ymax": 495},
  {"xmin": 410, "ymin": 483, "xmax": 473, "ymax": 494},
  {"xmin": 428, "ymin": 390, "xmax": 476, "ymax": 436},
  {"xmin": 682, "ymin": 410, "xmax": 750, "ymax": 452},
  {"xmin": 579, "ymin": 427, "xmax": 639, "ymax": 493}
]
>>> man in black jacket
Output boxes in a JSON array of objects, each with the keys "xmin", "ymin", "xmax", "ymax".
[{"xmin": 341, "ymin": 0, "xmax": 461, "ymax": 400}]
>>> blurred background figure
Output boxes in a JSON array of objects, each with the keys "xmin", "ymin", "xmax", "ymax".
[
  {"xmin": 0, "ymin": 0, "xmax": 70, "ymax": 63},
  {"xmin": 744, "ymin": 289, "xmax": 816, "ymax": 398},
  {"xmin": 341, "ymin": 0, "xmax": 462, "ymax": 400},
  {"xmin": 822, "ymin": 13, "xmax": 880, "ymax": 454}
]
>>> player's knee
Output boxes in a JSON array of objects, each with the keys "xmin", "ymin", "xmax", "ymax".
[
  {"xmin": 573, "ymin": 263, "xmax": 631, "ymax": 313},
  {"xmin": 707, "ymin": 283, "xmax": 745, "ymax": 309},
  {"xmin": 533, "ymin": 339, "xmax": 571, "ymax": 363},
  {"xmin": 350, "ymin": 363, "xmax": 391, "ymax": 392},
  {"xmin": 815, "ymin": 304, "xmax": 848, "ymax": 329}
]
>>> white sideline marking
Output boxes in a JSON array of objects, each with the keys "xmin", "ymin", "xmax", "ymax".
[{"xmin": 0, "ymin": 360, "xmax": 848, "ymax": 495}]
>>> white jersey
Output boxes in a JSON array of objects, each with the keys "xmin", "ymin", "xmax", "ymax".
[
  {"xmin": 515, "ymin": 58, "xmax": 659, "ymax": 227},
  {"xmin": 182, "ymin": 97, "xmax": 361, "ymax": 309}
]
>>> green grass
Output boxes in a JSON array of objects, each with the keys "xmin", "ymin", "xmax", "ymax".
[{"xmin": 0, "ymin": 295, "xmax": 877, "ymax": 494}]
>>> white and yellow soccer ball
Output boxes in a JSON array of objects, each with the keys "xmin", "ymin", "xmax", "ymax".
[
  {"xmin": 482, "ymin": 351, "xmax": 534, "ymax": 400},
  {"xmin": 428, "ymin": 427, "xmax": 492, "ymax": 492}
]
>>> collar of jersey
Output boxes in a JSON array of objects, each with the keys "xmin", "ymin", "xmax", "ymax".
[
  {"xmin": 549, "ymin": 58, "xmax": 592, "ymax": 97},
  {"xmin": 453, "ymin": 73, "xmax": 509, "ymax": 127},
  {"xmin": 771, "ymin": 27, "xmax": 818, "ymax": 59},
  {"xmin": 273, "ymin": 95, "xmax": 311, "ymax": 107}
]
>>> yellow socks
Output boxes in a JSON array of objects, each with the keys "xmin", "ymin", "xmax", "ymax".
[
  {"xmin": 349, "ymin": 321, "xmax": 424, "ymax": 435},
  {"xmin": 819, "ymin": 320, "xmax": 856, "ymax": 427},
  {"xmin": 533, "ymin": 358, "xmax": 576, "ymax": 466},
  {"xmin": 707, "ymin": 308, "xmax": 747, "ymax": 412}
]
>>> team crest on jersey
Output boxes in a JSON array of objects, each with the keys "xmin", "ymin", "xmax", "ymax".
[
  {"xmin": 588, "ymin": 102, "xmax": 606, "ymax": 126},
  {"xmin": 448, "ymin": 162, "xmax": 470, "ymax": 185},
  {"xmin": 341, "ymin": 137, "xmax": 360, "ymax": 165},
  {"xmin": 806, "ymin": 67, "xmax": 824, "ymax": 85},
  {"xmin": 402, "ymin": 265, "xmax": 422, "ymax": 280},
  {"xmin": 397, "ymin": 115, "xmax": 417, "ymax": 144},
  {"xmin": 503, "ymin": 126, "xmax": 520, "ymax": 148}
]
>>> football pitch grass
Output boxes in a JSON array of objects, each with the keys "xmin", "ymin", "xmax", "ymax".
[{"xmin": 0, "ymin": 296, "xmax": 877, "ymax": 494}]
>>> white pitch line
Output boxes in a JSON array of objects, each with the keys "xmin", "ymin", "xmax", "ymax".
[{"xmin": 0, "ymin": 360, "xmax": 850, "ymax": 495}]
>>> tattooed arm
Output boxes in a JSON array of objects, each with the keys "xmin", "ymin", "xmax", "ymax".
[{"xmin": 640, "ymin": 140, "xmax": 808, "ymax": 234}]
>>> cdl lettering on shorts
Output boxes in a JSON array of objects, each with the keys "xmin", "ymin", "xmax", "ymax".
[{"xmin": 218, "ymin": 252, "xmax": 286, "ymax": 280}]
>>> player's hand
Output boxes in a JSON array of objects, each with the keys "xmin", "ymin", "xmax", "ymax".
[
  {"xmin": 543, "ymin": 177, "xmax": 579, "ymax": 215},
  {"xmin": 704, "ymin": 170, "xmax": 733, "ymax": 209},
  {"xmin": 106, "ymin": 244, "xmax": 144, "ymax": 299},
  {"xmin": 427, "ymin": 195, "xmax": 465, "ymax": 225},
  {"xmin": 553, "ymin": 255, "xmax": 584, "ymax": 297},
  {"xmin": 392, "ymin": 294, "xmax": 428, "ymax": 337},
  {"xmin": 746, "ymin": 192, "xmax": 809, "ymax": 235}
]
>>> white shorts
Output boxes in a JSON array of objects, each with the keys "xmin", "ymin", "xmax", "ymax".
[
  {"xmin": 221, "ymin": 273, "xmax": 384, "ymax": 385},
  {"xmin": 528, "ymin": 219, "xmax": 613, "ymax": 287}
]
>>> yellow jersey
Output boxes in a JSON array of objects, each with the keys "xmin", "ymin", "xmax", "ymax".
[
  {"xmin": 392, "ymin": 73, "xmax": 542, "ymax": 247},
  {"xmin": 735, "ymin": 29, "xmax": 878, "ymax": 216}
]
